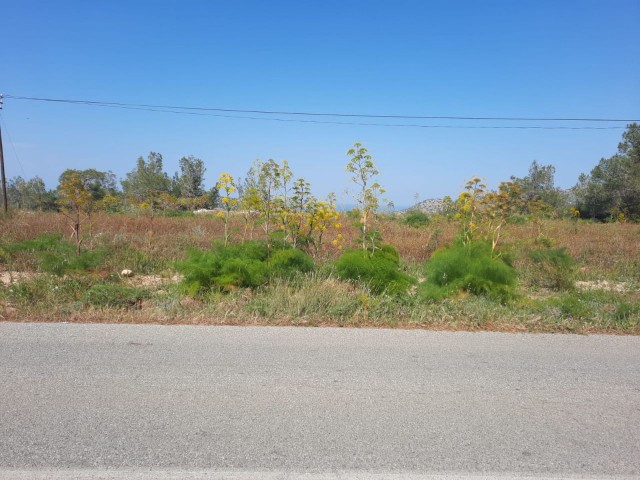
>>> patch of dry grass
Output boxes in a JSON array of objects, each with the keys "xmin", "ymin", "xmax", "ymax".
[
  {"xmin": 1, "ymin": 211, "xmax": 639, "ymax": 333},
  {"xmin": 4, "ymin": 212, "xmax": 638, "ymax": 267}
]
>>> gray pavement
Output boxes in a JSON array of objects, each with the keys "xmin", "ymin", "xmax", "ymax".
[{"xmin": 0, "ymin": 323, "xmax": 638, "ymax": 479}]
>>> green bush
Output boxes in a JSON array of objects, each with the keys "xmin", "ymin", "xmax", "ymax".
[
  {"xmin": 528, "ymin": 247, "xmax": 576, "ymax": 290},
  {"xmin": 420, "ymin": 240, "xmax": 517, "ymax": 303},
  {"xmin": 403, "ymin": 210, "xmax": 430, "ymax": 228},
  {"xmin": 268, "ymin": 248, "xmax": 315, "ymax": 277},
  {"xmin": 176, "ymin": 241, "xmax": 314, "ymax": 295},
  {"xmin": 335, "ymin": 244, "xmax": 416, "ymax": 295},
  {"xmin": 82, "ymin": 283, "xmax": 149, "ymax": 309},
  {"xmin": 161, "ymin": 209, "xmax": 195, "ymax": 218},
  {"xmin": 4, "ymin": 233, "xmax": 106, "ymax": 276}
]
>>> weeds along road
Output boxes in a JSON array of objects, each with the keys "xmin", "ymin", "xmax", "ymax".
[{"xmin": 0, "ymin": 323, "xmax": 639, "ymax": 480}]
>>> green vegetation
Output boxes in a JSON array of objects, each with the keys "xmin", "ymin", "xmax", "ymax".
[
  {"xmin": 176, "ymin": 241, "xmax": 314, "ymax": 295},
  {"xmin": 0, "ymin": 216, "xmax": 637, "ymax": 333},
  {"xmin": 403, "ymin": 210, "xmax": 430, "ymax": 228},
  {"xmin": 575, "ymin": 123, "xmax": 640, "ymax": 221},
  {"xmin": 345, "ymin": 142, "xmax": 385, "ymax": 249},
  {"xmin": 420, "ymin": 240, "xmax": 517, "ymax": 303},
  {"xmin": 510, "ymin": 160, "xmax": 567, "ymax": 212},
  {"xmin": 1, "ymin": 132, "xmax": 639, "ymax": 333},
  {"xmin": 3, "ymin": 233, "xmax": 106, "ymax": 276},
  {"xmin": 5, "ymin": 124, "xmax": 638, "ymax": 225},
  {"xmin": 528, "ymin": 247, "xmax": 576, "ymax": 291},
  {"xmin": 83, "ymin": 283, "xmax": 150, "ymax": 309},
  {"xmin": 335, "ymin": 244, "xmax": 416, "ymax": 295}
]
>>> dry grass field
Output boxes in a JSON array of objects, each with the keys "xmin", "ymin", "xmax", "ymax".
[{"xmin": 1, "ymin": 211, "xmax": 639, "ymax": 334}]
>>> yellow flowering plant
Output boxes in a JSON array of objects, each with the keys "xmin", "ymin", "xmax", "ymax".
[
  {"xmin": 216, "ymin": 172, "xmax": 238, "ymax": 246},
  {"xmin": 455, "ymin": 176, "xmax": 486, "ymax": 246},
  {"xmin": 454, "ymin": 177, "xmax": 525, "ymax": 255},
  {"xmin": 304, "ymin": 197, "xmax": 343, "ymax": 256}
]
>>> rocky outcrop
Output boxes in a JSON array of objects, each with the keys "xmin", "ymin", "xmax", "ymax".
[{"xmin": 402, "ymin": 198, "xmax": 446, "ymax": 214}]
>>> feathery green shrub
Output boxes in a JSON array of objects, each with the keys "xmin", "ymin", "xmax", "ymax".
[
  {"xmin": 420, "ymin": 240, "xmax": 517, "ymax": 303},
  {"xmin": 267, "ymin": 248, "xmax": 315, "ymax": 277},
  {"xmin": 176, "ymin": 241, "xmax": 314, "ymax": 295},
  {"xmin": 335, "ymin": 244, "xmax": 415, "ymax": 295}
]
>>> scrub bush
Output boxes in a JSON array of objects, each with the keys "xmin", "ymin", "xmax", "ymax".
[
  {"xmin": 420, "ymin": 240, "xmax": 517, "ymax": 303},
  {"xmin": 268, "ymin": 248, "xmax": 315, "ymax": 277},
  {"xmin": 335, "ymin": 244, "xmax": 416, "ymax": 295},
  {"xmin": 176, "ymin": 241, "xmax": 314, "ymax": 295},
  {"xmin": 528, "ymin": 247, "xmax": 576, "ymax": 290},
  {"xmin": 403, "ymin": 210, "xmax": 430, "ymax": 228}
]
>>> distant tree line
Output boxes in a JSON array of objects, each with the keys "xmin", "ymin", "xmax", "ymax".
[
  {"xmin": 7, "ymin": 152, "xmax": 219, "ymax": 214},
  {"xmin": 502, "ymin": 124, "xmax": 639, "ymax": 222},
  {"xmin": 4, "ymin": 123, "xmax": 639, "ymax": 222},
  {"xmin": 573, "ymin": 123, "xmax": 640, "ymax": 221}
]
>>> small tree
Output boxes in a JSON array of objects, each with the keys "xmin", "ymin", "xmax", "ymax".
[
  {"xmin": 121, "ymin": 152, "xmax": 172, "ymax": 206},
  {"xmin": 511, "ymin": 160, "xmax": 565, "ymax": 211},
  {"xmin": 255, "ymin": 159, "xmax": 283, "ymax": 254},
  {"xmin": 216, "ymin": 172, "xmax": 238, "ymax": 246},
  {"xmin": 239, "ymin": 171, "xmax": 262, "ymax": 241},
  {"xmin": 176, "ymin": 155, "xmax": 206, "ymax": 199},
  {"xmin": 274, "ymin": 160, "xmax": 293, "ymax": 242},
  {"xmin": 482, "ymin": 180, "xmax": 524, "ymax": 254},
  {"xmin": 305, "ymin": 195, "xmax": 343, "ymax": 257},
  {"xmin": 287, "ymin": 178, "xmax": 314, "ymax": 248},
  {"xmin": 454, "ymin": 176, "xmax": 486, "ymax": 246},
  {"xmin": 345, "ymin": 142, "xmax": 385, "ymax": 250},
  {"xmin": 57, "ymin": 171, "xmax": 94, "ymax": 255}
]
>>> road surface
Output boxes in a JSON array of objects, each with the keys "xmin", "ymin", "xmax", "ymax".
[{"xmin": 0, "ymin": 323, "xmax": 638, "ymax": 479}]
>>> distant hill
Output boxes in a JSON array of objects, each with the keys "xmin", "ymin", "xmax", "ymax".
[
  {"xmin": 401, "ymin": 198, "xmax": 447, "ymax": 214},
  {"xmin": 402, "ymin": 188, "xmax": 576, "ymax": 215}
]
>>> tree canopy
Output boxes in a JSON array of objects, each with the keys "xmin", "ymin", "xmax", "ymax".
[
  {"xmin": 511, "ymin": 160, "xmax": 566, "ymax": 210},
  {"xmin": 175, "ymin": 155, "xmax": 206, "ymax": 198},
  {"xmin": 58, "ymin": 168, "xmax": 117, "ymax": 201},
  {"xmin": 575, "ymin": 123, "xmax": 640, "ymax": 220},
  {"xmin": 121, "ymin": 152, "xmax": 172, "ymax": 203},
  {"xmin": 7, "ymin": 176, "xmax": 56, "ymax": 211}
]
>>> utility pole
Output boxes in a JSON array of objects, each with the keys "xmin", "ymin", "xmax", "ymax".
[{"xmin": 0, "ymin": 94, "xmax": 7, "ymax": 213}]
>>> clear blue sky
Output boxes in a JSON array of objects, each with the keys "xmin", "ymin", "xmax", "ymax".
[{"xmin": 2, "ymin": 0, "xmax": 639, "ymax": 208}]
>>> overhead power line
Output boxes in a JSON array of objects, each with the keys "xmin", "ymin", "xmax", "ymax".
[
  {"xmin": 85, "ymin": 103, "xmax": 624, "ymax": 130},
  {"xmin": 3, "ymin": 94, "xmax": 635, "ymax": 129}
]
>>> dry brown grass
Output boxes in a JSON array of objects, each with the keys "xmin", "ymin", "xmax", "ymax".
[
  {"xmin": 3, "ymin": 297, "xmax": 638, "ymax": 335},
  {"xmin": 2, "ymin": 211, "xmax": 639, "ymax": 272},
  {"xmin": 1, "ymin": 211, "xmax": 638, "ymax": 334}
]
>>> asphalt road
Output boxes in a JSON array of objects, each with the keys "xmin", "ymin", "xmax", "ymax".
[{"xmin": 0, "ymin": 323, "xmax": 638, "ymax": 480}]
